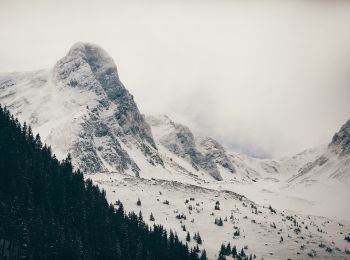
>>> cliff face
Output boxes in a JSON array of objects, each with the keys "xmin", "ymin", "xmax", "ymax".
[
  {"xmin": 329, "ymin": 119, "xmax": 350, "ymax": 156},
  {"xmin": 0, "ymin": 42, "xmax": 163, "ymax": 176}
]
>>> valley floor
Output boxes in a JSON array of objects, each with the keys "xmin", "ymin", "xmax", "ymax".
[
  {"xmin": 207, "ymin": 176, "xmax": 350, "ymax": 221},
  {"xmin": 90, "ymin": 173, "xmax": 350, "ymax": 260}
]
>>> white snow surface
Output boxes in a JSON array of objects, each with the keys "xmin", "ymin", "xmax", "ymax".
[{"xmin": 91, "ymin": 173, "xmax": 350, "ymax": 260}]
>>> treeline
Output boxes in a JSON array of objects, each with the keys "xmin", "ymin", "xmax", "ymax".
[
  {"xmin": 217, "ymin": 242, "xmax": 255, "ymax": 260},
  {"xmin": 0, "ymin": 105, "xmax": 203, "ymax": 260}
]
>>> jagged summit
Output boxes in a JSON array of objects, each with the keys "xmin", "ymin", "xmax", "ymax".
[
  {"xmin": 54, "ymin": 42, "xmax": 159, "ymax": 149},
  {"xmin": 68, "ymin": 42, "xmax": 111, "ymax": 57},
  {"xmin": 66, "ymin": 42, "xmax": 120, "ymax": 79},
  {"xmin": 330, "ymin": 119, "xmax": 350, "ymax": 155},
  {"xmin": 0, "ymin": 43, "xmax": 163, "ymax": 175},
  {"xmin": 54, "ymin": 42, "xmax": 121, "ymax": 93},
  {"xmin": 68, "ymin": 42, "xmax": 109, "ymax": 56},
  {"xmin": 147, "ymin": 114, "xmax": 238, "ymax": 180},
  {"xmin": 286, "ymin": 118, "xmax": 350, "ymax": 184}
]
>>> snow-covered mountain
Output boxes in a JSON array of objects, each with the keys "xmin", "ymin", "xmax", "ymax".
[
  {"xmin": 1, "ymin": 42, "xmax": 350, "ymax": 259},
  {"xmin": 147, "ymin": 115, "xmax": 236, "ymax": 181},
  {"xmin": 0, "ymin": 42, "xmax": 163, "ymax": 176},
  {"xmin": 0, "ymin": 43, "xmax": 268, "ymax": 184},
  {"xmin": 1, "ymin": 42, "xmax": 349, "ymax": 186},
  {"xmin": 285, "ymin": 120, "xmax": 350, "ymax": 184}
]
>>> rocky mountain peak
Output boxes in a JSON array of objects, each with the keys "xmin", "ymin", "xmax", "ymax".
[
  {"xmin": 0, "ymin": 43, "xmax": 164, "ymax": 175},
  {"xmin": 54, "ymin": 42, "xmax": 159, "ymax": 149},
  {"xmin": 54, "ymin": 42, "xmax": 121, "ymax": 94},
  {"xmin": 147, "ymin": 115, "xmax": 234, "ymax": 180},
  {"xmin": 329, "ymin": 119, "xmax": 350, "ymax": 155},
  {"xmin": 68, "ymin": 42, "xmax": 115, "ymax": 63},
  {"xmin": 67, "ymin": 42, "xmax": 121, "ymax": 85}
]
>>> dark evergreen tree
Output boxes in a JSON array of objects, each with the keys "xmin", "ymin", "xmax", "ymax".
[
  {"xmin": 186, "ymin": 232, "xmax": 191, "ymax": 242},
  {"xmin": 240, "ymin": 248, "xmax": 246, "ymax": 258},
  {"xmin": 197, "ymin": 232, "xmax": 202, "ymax": 244},
  {"xmin": 225, "ymin": 242, "xmax": 231, "ymax": 255},
  {"xmin": 216, "ymin": 242, "xmax": 255, "ymax": 260},
  {"xmin": 214, "ymin": 201, "xmax": 220, "ymax": 210},
  {"xmin": 345, "ymin": 235, "xmax": 350, "ymax": 242},
  {"xmin": 232, "ymin": 245, "xmax": 237, "ymax": 257},
  {"xmin": 200, "ymin": 249, "xmax": 207, "ymax": 260},
  {"xmin": 194, "ymin": 244, "xmax": 200, "ymax": 253},
  {"xmin": 0, "ymin": 105, "xmax": 201, "ymax": 260},
  {"xmin": 217, "ymin": 244, "xmax": 227, "ymax": 260},
  {"xmin": 218, "ymin": 217, "xmax": 223, "ymax": 226},
  {"xmin": 138, "ymin": 211, "xmax": 143, "ymax": 221}
]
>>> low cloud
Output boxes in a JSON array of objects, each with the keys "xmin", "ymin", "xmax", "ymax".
[{"xmin": 0, "ymin": 0, "xmax": 349, "ymax": 157}]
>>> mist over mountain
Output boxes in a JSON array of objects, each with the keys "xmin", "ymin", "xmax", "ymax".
[
  {"xmin": 1, "ymin": 42, "xmax": 349, "ymax": 182},
  {"xmin": 2, "ymin": 0, "xmax": 350, "ymax": 159},
  {"xmin": 1, "ymin": 43, "xmax": 350, "ymax": 259}
]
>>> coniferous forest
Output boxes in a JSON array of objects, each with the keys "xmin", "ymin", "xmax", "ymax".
[{"xmin": 0, "ymin": 105, "xmax": 202, "ymax": 260}]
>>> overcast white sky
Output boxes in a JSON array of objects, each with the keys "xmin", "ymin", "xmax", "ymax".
[{"xmin": 1, "ymin": 0, "xmax": 350, "ymax": 158}]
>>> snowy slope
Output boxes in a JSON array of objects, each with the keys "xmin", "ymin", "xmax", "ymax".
[
  {"xmin": 147, "ymin": 114, "xmax": 350, "ymax": 220},
  {"xmin": 287, "ymin": 119, "xmax": 350, "ymax": 184},
  {"xmin": 91, "ymin": 173, "xmax": 350, "ymax": 259}
]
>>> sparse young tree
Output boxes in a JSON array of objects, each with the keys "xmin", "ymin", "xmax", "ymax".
[
  {"xmin": 345, "ymin": 235, "xmax": 350, "ymax": 242},
  {"xmin": 150, "ymin": 212, "xmax": 155, "ymax": 221},
  {"xmin": 215, "ymin": 201, "xmax": 220, "ymax": 210},
  {"xmin": 197, "ymin": 233, "xmax": 202, "ymax": 244},
  {"xmin": 218, "ymin": 217, "xmax": 223, "ymax": 226},
  {"xmin": 186, "ymin": 232, "xmax": 191, "ymax": 242}
]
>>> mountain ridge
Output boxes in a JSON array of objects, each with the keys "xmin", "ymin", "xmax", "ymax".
[{"xmin": 0, "ymin": 42, "xmax": 349, "ymax": 185}]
